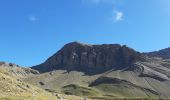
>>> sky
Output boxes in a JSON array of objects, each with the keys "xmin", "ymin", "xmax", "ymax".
[{"xmin": 0, "ymin": 0, "xmax": 170, "ymax": 66}]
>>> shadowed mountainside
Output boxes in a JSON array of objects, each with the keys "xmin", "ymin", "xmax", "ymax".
[{"xmin": 32, "ymin": 42, "xmax": 145, "ymax": 75}]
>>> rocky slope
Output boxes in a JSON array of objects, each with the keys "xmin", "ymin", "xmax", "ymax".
[
  {"xmin": 0, "ymin": 64, "xmax": 58, "ymax": 100},
  {"xmin": 0, "ymin": 62, "xmax": 39, "ymax": 78},
  {"xmin": 0, "ymin": 62, "xmax": 88, "ymax": 100},
  {"xmin": 32, "ymin": 42, "xmax": 145, "ymax": 74},
  {"xmin": 25, "ymin": 42, "xmax": 170, "ymax": 99},
  {"xmin": 145, "ymin": 47, "xmax": 170, "ymax": 59}
]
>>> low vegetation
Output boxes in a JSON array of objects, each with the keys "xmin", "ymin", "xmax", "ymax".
[
  {"xmin": 62, "ymin": 84, "xmax": 100, "ymax": 96},
  {"xmin": 0, "ymin": 69, "xmax": 57, "ymax": 100}
]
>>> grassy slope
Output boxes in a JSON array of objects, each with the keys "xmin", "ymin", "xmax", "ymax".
[
  {"xmin": 0, "ymin": 68, "xmax": 57, "ymax": 100},
  {"xmin": 62, "ymin": 84, "xmax": 100, "ymax": 96},
  {"xmin": 24, "ymin": 70, "xmax": 99, "ymax": 92},
  {"xmin": 24, "ymin": 69, "xmax": 170, "ymax": 99},
  {"xmin": 0, "ymin": 68, "xmax": 92, "ymax": 100},
  {"xmin": 23, "ymin": 59, "xmax": 170, "ymax": 99},
  {"xmin": 90, "ymin": 78, "xmax": 158, "ymax": 98}
]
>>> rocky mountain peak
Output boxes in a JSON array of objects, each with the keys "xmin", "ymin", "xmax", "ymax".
[
  {"xmin": 64, "ymin": 41, "xmax": 92, "ymax": 47},
  {"xmin": 32, "ymin": 42, "xmax": 144, "ymax": 74}
]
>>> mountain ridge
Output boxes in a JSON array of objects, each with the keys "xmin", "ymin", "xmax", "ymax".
[
  {"xmin": 32, "ymin": 42, "xmax": 145, "ymax": 74},
  {"xmin": 145, "ymin": 47, "xmax": 170, "ymax": 59}
]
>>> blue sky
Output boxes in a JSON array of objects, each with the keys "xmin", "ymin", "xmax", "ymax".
[{"xmin": 0, "ymin": 0, "xmax": 170, "ymax": 66}]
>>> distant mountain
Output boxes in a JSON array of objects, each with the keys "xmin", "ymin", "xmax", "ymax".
[
  {"xmin": 146, "ymin": 47, "xmax": 170, "ymax": 59},
  {"xmin": 32, "ymin": 42, "xmax": 145, "ymax": 74}
]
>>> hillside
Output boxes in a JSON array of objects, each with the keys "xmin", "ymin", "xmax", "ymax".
[
  {"xmin": 0, "ymin": 62, "xmax": 39, "ymax": 78},
  {"xmin": 26, "ymin": 61, "xmax": 170, "ymax": 99},
  {"xmin": 0, "ymin": 62, "xmax": 94, "ymax": 100},
  {"xmin": 0, "ymin": 65, "xmax": 57, "ymax": 100},
  {"xmin": 24, "ymin": 42, "xmax": 170, "ymax": 99}
]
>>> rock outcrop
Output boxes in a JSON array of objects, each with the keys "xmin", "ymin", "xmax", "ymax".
[
  {"xmin": 32, "ymin": 42, "xmax": 144, "ymax": 74},
  {"xmin": 0, "ymin": 62, "xmax": 39, "ymax": 77}
]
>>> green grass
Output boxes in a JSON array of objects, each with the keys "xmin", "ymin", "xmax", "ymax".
[
  {"xmin": 0, "ymin": 98, "xmax": 13, "ymax": 100},
  {"xmin": 62, "ymin": 84, "xmax": 100, "ymax": 97},
  {"xmin": 0, "ymin": 69, "xmax": 58, "ymax": 100},
  {"xmin": 0, "ymin": 93, "xmax": 57, "ymax": 100},
  {"xmin": 93, "ymin": 83, "xmax": 159, "ymax": 98},
  {"xmin": 94, "ymin": 84, "xmax": 133, "ymax": 97},
  {"xmin": 89, "ymin": 76, "xmax": 159, "ymax": 98},
  {"xmin": 89, "ymin": 97, "xmax": 169, "ymax": 100}
]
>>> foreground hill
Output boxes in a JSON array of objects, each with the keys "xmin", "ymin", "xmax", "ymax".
[
  {"xmin": 25, "ymin": 42, "xmax": 170, "ymax": 99},
  {"xmin": 0, "ymin": 63, "xmax": 57, "ymax": 100},
  {"xmin": 0, "ymin": 62, "xmax": 93, "ymax": 100},
  {"xmin": 0, "ymin": 62, "xmax": 39, "ymax": 78}
]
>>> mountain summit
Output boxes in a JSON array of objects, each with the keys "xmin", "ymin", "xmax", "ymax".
[{"xmin": 32, "ymin": 42, "xmax": 144, "ymax": 74}]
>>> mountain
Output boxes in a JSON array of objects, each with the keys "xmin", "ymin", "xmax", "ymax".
[
  {"xmin": 145, "ymin": 47, "xmax": 170, "ymax": 59},
  {"xmin": 32, "ymin": 42, "xmax": 145, "ymax": 74},
  {"xmin": 26, "ymin": 42, "xmax": 170, "ymax": 99}
]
